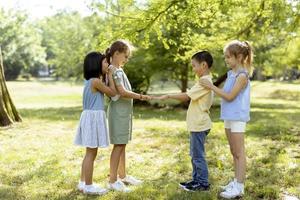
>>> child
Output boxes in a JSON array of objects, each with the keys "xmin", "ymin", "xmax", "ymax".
[
  {"xmin": 200, "ymin": 40, "xmax": 253, "ymax": 199},
  {"xmin": 74, "ymin": 52, "xmax": 117, "ymax": 195},
  {"xmin": 106, "ymin": 40, "xmax": 151, "ymax": 192},
  {"xmin": 154, "ymin": 51, "xmax": 214, "ymax": 192}
]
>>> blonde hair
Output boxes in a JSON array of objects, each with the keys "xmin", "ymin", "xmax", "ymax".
[
  {"xmin": 224, "ymin": 40, "xmax": 254, "ymax": 76},
  {"xmin": 105, "ymin": 40, "xmax": 134, "ymax": 64}
]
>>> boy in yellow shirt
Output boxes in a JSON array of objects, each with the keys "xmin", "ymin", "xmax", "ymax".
[{"xmin": 154, "ymin": 51, "xmax": 214, "ymax": 191}]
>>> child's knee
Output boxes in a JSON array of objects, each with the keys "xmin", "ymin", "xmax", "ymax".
[
  {"xmin": 114, "ymin": 144, "xmax": 126, "ymax": 149},
  {"xmin": 86, "ymin": 148, "xmax": 98, "ymax": 157},
  {"xmin": 232, "ymin": 151, "xmax": 245, "ymax": 159}
]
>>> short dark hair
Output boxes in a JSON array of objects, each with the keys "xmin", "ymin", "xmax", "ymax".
[
  {"xmin": 83, "ymin": 52, "xmax": 105, "ymax": 80},
  {"xmin": 192, "ymin": 51, "xmax": 213, "ymax": 68}
]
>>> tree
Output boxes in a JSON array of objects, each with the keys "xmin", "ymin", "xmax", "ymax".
[
  {"xmin": 38, "ymin": 11, "xmax": 108, "ymax": 79},
  {"xmin": 93, "ymin": 0, "xmax": 299, "ymax": 89},
  {"xmin": 0, "ymin": 47, "xmax": 22, "ymax": 126},
  {"xmin": 0, "ymin": 8, "xmax": 46, "ymax": 80}
]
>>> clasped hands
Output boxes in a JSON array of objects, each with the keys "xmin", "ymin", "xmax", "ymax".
[{"xmin": 139, "ymin": 94, "xmax": 169, "ymax": 101}]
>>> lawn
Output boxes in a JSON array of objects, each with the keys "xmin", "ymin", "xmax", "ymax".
[{"xmin": 0, "ymin": 80, "xmax": 299, "ymax": 200}]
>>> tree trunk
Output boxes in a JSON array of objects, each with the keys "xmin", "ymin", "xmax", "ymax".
[
  {"xmin": 0, "ymin": 47, "xmax": 22, "ymax": 127},
  {"xmin": 180, "ymin": 63, "xmax": 189, "ymax": 92}
]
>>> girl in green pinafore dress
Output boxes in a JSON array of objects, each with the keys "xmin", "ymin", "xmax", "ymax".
[{"xmin": 106, "ymin": 40, "xmax": 151, "ymax": 192}]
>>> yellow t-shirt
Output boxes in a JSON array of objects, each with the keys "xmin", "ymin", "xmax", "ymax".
[{"xmin": 186, "ymin": 75, "xmax": 213, "ymax": 132}]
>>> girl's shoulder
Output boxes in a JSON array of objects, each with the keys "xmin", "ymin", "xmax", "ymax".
[
  {"xmin": 236, "ymin": 69, "xmax": 249, "ymax": 79},
  {"xmin": 227, "ymin": 70, "xmax": 233, "ymax": 76},
  {"xmin": 114, "ymin": 68, "xmax": 124, "ymax": 73},
  {"xmin": 113, "ymin": 68, "xmax": 125, "ymax": 79},
  {"xmin": 90, "ymin": 78, "xmax": 105, "ymax": 92}
]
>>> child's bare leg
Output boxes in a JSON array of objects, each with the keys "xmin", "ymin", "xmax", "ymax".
[
  {"xmin": 109, "ymin": 144, "xmax": 125, "ymax": 183},
  {"xmin": 80, "ymin": 156, "xmax": 86, "ymax": 182},
  {"xmin": 118, "ymin": 145, "xmax": 126, "ymax": 179},
  {"xmin": 226, "ymin": 129, "xmax": 238, "ymax": 179},
  {"xmin": 82, "ymin": 147, "xmax": 98, "ymax": 185},
  {"xmin": 230, "ymin": 133, "xmax": 246, "ymax": 182}
]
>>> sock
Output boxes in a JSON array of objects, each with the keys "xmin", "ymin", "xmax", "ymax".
[
  {"xmin": 80, "ymin": 181, "xmax": 85, "ymax": 185},
  {"xmin": 235, "ymin": 181, "xmax": 244, "ymax": 191},
  {"xmin": 85, "ymin": 184, "xmax": 94, "ymax": 190}
]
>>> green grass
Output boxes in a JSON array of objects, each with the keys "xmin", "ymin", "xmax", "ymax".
[{"xmin": 0, "ymin": 80, "xmax": 299, "ymax": 200}]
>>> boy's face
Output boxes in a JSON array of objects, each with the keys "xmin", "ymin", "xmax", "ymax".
[{"xmin": 191, "ymin": 59, "xmax": 208, "ymax": 77}]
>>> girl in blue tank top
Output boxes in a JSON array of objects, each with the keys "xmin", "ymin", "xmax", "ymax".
[
  {"xmin": 74, "ymin": 52, "xmax": 117, "ymax": 195},
  {"xmin": 200, "ymin": 40, "xmax": 253, "ymax": 199}
]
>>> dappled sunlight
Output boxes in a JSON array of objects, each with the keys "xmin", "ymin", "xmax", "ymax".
[{"xmin": 0, "ymin": 80, "xmax": 299, "ymax": 199}]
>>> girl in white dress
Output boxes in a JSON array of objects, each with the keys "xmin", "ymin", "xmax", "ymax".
[{"xmin": 74, "ymin": 52, "xmax": 116, "ymax": 195}]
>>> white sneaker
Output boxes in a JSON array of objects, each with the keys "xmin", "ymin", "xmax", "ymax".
[
  {"xmin": 77, "ymin": 181, "xmax": 85, "ymax": 192},
  {"xmin": 83, "ymin": 184, "xmax": 108, "ymax": 195},
  {"xmin": 220, "ymin": 179, "xmax": 236, "ymax": 191},
  {"xmin": 220, "ymin": 182, "xmax": 244, "ymax": 199},
  {"xmin": 108, "ymin": 180, "xmax": 131, "ymax": 192},
  {"xmin": 119, "ymin": 175, "xmax": 143, "ymax": 186}
]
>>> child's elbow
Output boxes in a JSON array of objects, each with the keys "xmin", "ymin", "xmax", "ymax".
[
  {"xmin": 108, "ymin": 91, "xmax": 117, "ymax": 97},
  {"xmin": 225, "ymin": 95, "xmax": 235, "ymax": 102}
]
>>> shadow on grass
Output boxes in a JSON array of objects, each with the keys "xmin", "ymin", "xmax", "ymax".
[
  {"xmin": 269, "ymin": 89, "xmax": 300, "ymax": 101},
  {"xmin": 0, "ymin": 158, "xmax": 62, "ymax": 200},
  {"xmin": 134, "ymin": 105, "xmax": 221, "ymax": 123},
  {"xmin": 247, "ymin": 109, "xmax": 300, "ymax": 143},
  {"xmin": 17, "ymin": 102, "xmax": 299, "ymax": 144},
  {"xmin": 247, "ymin": 143, "xmax": 286, "ymax": 199},
  {"xmin": 19, "ymin": 106, "xmax": 82, "ymax": 121},
  {"xmin": 0, "ymin": 187, "xmax": 25, "ymax": 200},
  {"xmin": 251, "ymin": 102, "xmax": 300, "ymax": 110}
]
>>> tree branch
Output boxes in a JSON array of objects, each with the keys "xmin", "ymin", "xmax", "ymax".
[{"xmin": 136, "ymin": 0, "xmax": 181, "ymax": 33}]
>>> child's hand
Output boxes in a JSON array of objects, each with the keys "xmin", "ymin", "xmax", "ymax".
[
  {"xmin": 199, "ymin": 79, "xmax": 213, "ymax": 89},
  {"xmin": 141, "ymin": 95, "xmax": 152, "ymax": 101},
  {"xmin": 108, "ymin": 65, "xmax": 117, "ymax": 74}
]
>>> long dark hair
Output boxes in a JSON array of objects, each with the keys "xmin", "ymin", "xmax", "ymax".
[{"xmin": 83, "ymin": 52, "xmax": 105, "ymax": 80}]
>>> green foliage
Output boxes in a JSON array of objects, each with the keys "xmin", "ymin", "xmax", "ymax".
[
  {"xmin": 1, "ymin": 0, "xmax": 299, "ymax": 87},
  {"xmin": 37, "ymin": 11, "xmax": 109, "ymax": 79},
  {"xmin": 92, "ymin": 0, "xmax": 300, "ymax": 89},
  {"xmin": 0, "ymin": 9, "xmax": 46, "ymax": 80}
]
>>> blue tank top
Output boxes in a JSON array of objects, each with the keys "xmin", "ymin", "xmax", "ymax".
[
  {"xmin": 82, "ymin": 79, "xmax": 105, "ymax": 111},
  {"xmin": 220, "ymin": 70, "xmax": 250, "ymax": 122}
]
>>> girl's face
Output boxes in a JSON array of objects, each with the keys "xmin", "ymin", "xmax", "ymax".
[
  {"xmin": 113, "ymin": 50, "xmax": 130, "ymax": 66},
  {"xmin": 191, "ymin": 59, "xmax": 207, "ymax": 77},
  {"xmin": 224, "ymin": 50, "xmax": 242, "ymax": 69},
  {"xmin": 101, "ymin": 58, "xmax": 109, "ymax": 74}
]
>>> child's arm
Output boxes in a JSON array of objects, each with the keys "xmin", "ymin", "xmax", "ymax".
[
  {"xmin": 153, "ymin": 93, "xmax": 190, "ymax": 102},
  {"xmin": 200, "ymin": 74, "xmax": 248, "ymax": 102},
  {"xmin": 115, "ymin": 84, "xmax": 151, "ymax": 100},
  {"xmin": 92, "ymin": 78, "xmax": 117, "ymax": 97},
  {"xmin": 107, "ymin": 67, "xmax": 118, "ymax": 95}
]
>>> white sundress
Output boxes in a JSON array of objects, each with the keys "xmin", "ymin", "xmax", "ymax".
[{"xmin": 74, "ymin": 79, "xmax": 109, "ymax": 148}]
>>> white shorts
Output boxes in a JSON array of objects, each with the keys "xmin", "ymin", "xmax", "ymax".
[{"xmin": 224, "ymin": 120, "xmax": 246, "ymax": 133}]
